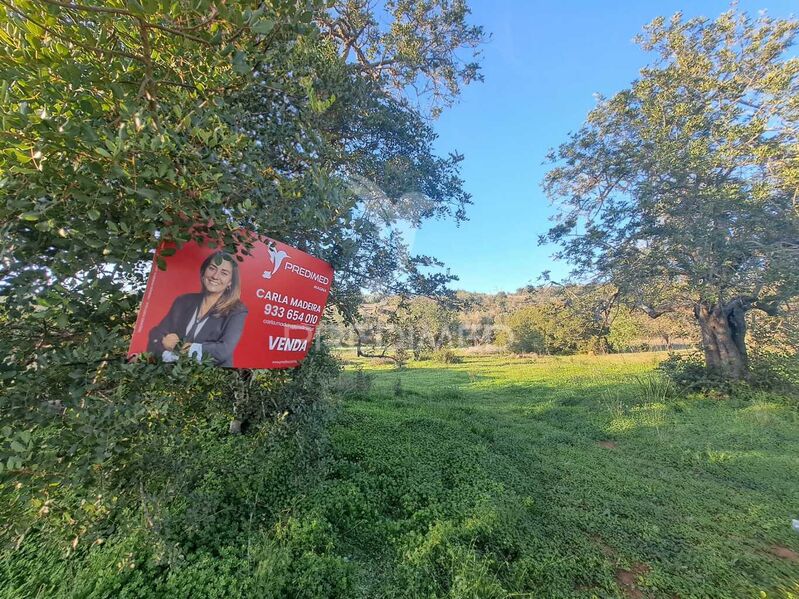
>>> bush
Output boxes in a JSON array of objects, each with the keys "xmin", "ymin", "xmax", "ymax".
[
  {"xmin": 0, "ymin": 344, "xmax": 344, "ymax": 597},
  {"xmin": 0, "ymin": 341, "xmax": 342, "ymax": 596},
  {"xmin": 659, "ymin": 350, "xmax": 799, "ymax": 397},
  {"xmin": 230, "ymin": 344, "xmax": 342, "ymax": 426},
  {"xmin": 748, "ymin": 350, "xmax": 799, "ymax": 396},
  {"xmin": 658, "ymin": 352, "xmax": 721, "ymax": 391},
  {"xmin": 431, "ymin": 348, "xmax": 463, "ymax": 364},
  {"xmin": 354, "ymin": 367, "xmax": 375, "ymax": 395}
]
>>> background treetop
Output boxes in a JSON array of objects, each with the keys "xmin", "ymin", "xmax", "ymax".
[{"xmin": 319, "ymin": 0, "xmax": 486, "ymax": 117}]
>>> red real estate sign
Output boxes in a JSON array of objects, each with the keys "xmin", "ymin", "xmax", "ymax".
[{"xmin": 128, "ymin": 234, "xmax": 334, "ymax": 369}]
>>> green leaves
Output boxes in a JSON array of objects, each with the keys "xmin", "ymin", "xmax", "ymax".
[
  {"xmin": 133, "ymin": 188, "xmax": 158, "ymax": 200},
  {"xmin": 232, "ymin": 50, "xmax": 250, "ymax": 75},
  {"xmin": 251, "ymin": 18, "xmax": 275, "ymax": 35},
  {"xmin": 0, "ymin": 0, "xmax": 480, "ymax": 560},
  {"xmin": 1, "ymin": 426, "xmax": 33, "ymax": 474}
]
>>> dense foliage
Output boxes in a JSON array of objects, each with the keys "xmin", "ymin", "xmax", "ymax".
[
  {"xmin": 543, "ymin": 10, "xmax": 799, "ymax": 380},
  {"xmin": 497, "ymin": 294, "xmax": 637, "ymax": 355},
  {"xmin": 0, "ymin": 0, "xmax": 484, "ymax": 589}
]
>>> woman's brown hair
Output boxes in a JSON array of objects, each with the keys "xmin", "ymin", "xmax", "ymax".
[{"xmin": 199, "ymin": 251, "xmax": 245, "ymax": 316}]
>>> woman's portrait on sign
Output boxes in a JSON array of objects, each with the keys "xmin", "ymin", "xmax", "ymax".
[{"xmin": 147, "ymin": 251, "xmax": 248, "ymax": 367}]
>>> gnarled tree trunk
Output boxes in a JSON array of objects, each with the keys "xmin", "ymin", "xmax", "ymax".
[{"xmin": 694, "ymin": 300, "xmax": 749, "ymax": 381}]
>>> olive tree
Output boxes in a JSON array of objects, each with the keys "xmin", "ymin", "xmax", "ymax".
[{"xmin": 543, "ymin": 10, "xmax": 799, "ymax": 381}]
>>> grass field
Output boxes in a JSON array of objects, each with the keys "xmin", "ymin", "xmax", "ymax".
[
  {"xmin": 323, "ymin": 351, "xmax": 799, "ymax": 597},
  {"xmin": 3, "ymin": 352, "xmax": 798, "ymax": 598}
]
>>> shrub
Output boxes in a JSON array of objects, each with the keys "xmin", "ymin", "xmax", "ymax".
[
  {"xmin": 659, "ymin": 350, "xmax": 799, "ymax": 397},
  {"xmin": 431, "ymin": 348, "xmax": 463, "ymax": 364},
  {"xmin": 0, "ymin": 343, "xmax": 342, "ymax": 593},
  {"xmin": 658, "ymin": 352, "xmax": 732, "ymax": 392},
  {"xmin": 353, "ymin": 367, "xmax": 375, "ymax": 395},
  {"xmin": 228, "ymin": 344, "xmax": 341, "ymax": 426},
  {"xmin": 748, "ymin": 350, "xmax": 799, "ymax": 396}
]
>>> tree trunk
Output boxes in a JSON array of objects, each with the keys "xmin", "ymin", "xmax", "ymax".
[
  {"xmin": 595, "ymin": 335, "xmax": 611, "ymax": 354},
  {"xmin": 694, "ymin": 301, "xmax": 749, "ymax": 381},
  {"xmin": 229, "ymin": 369, "xmax": 253, "ymax": 434},
  {"xmin": 663, "ymin": 333, "xmax": 672, "ymax": 352}
]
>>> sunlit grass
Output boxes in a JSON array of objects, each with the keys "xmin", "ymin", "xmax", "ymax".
[{"xmin": 328, "ymin": 351, "xmax": 799, "ymax": 597}]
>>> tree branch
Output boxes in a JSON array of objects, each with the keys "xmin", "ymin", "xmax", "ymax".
[
  {"xmin": 164, "ymin": 6, "xmax": 219, "ymax": 32},
  {"xmin": 637, "ymin": 303, "xmax": 677, "ymax": 319}
]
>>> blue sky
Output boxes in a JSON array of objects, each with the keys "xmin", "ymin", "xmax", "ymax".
[{"xmin": 406, "ymin": 0, "xmax": 797, "ymax": 293}]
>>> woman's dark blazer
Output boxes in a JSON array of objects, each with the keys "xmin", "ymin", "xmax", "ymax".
[{"xmin": 147, "ymin": 293, "xmax": 248, "ymax": 367}]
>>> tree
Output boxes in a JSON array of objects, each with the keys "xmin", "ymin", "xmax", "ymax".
[
  {"xmin": 543, "ymin": 10, "xmax": 799, "ymax": 381},
  {"xmin": 349, "ymin": 294, "xmax": 459, "ymax": 361},
  {"xmin": 0, "ymin": 0, "xmax": 482, "ymax": 380},
  {"xmin": 402, "ymin": 296, "xmax": 460, "ymax": 354},
  {"xmin": 500, "ymin": 306, "xmax": 547, "ymax": 353},
  {"xmin": 225, "ymin": 31, "xmax": 476, "ymax": 321},
  {"xmin": 500, "ymin": 302, "xmax": 586, "ymax": 355},
  {"xmin": 554, "ymin": 283, "xmax": 621, "ymax": 354},
  {"xmin": 0, "ymin": 0, "xmax": 483, "ymax": 543},
  {"xmin": 606, "ymin": 306, "xmax": 639, "ymax": 353}
]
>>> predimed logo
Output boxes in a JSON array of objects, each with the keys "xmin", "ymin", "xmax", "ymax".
[
  {"xmin": 284, "ymin": 262, "xmax": 330, "ymax": 286},
  {"xmin": 262, "ymin": 244, "xmax": 290, "ymax": 280},
  {"xmin": 269, "ymin": 336, "xmax": 308, "ymax": 352}
]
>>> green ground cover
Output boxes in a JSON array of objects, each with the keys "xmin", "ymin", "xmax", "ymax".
[
  {"xmin": 3, "ymin": 352, "xmax": 798, "ymax": 598},
  {"xmin": 326, "ymin": 352, "xmax": 799, "ymax": 597}
]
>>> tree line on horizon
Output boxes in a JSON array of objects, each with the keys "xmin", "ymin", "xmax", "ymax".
[{"xmin": 330, "ymin": 285, "xmax": 797, "ymax": 363}]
